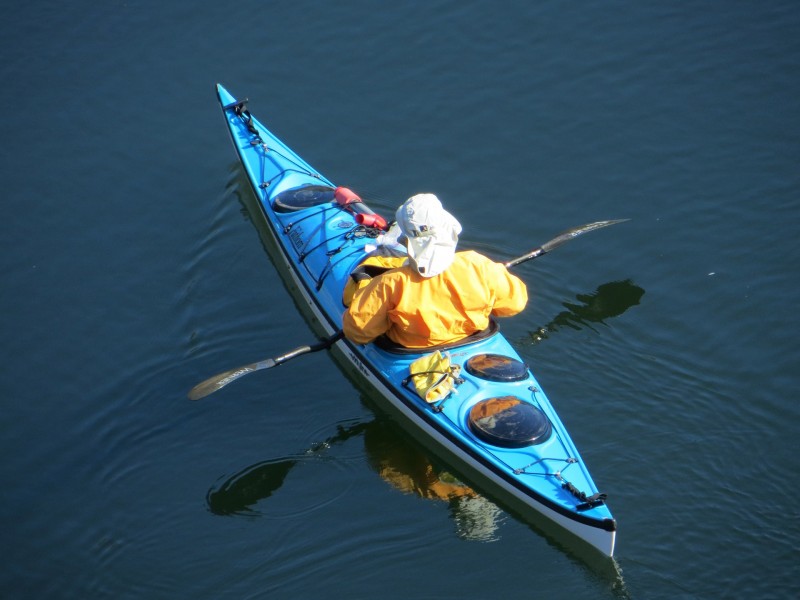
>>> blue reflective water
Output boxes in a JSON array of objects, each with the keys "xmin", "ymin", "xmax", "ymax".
[{"xmin": 2, "ymin": 1, "xmax": 799, "ymax": 598}]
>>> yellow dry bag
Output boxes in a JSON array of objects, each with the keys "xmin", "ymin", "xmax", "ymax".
[{"xmin": 407, "ymin": 351, "xmax": 461, "ymax": 403}]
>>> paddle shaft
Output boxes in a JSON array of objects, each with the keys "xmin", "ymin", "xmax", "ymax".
[{"xmin": 187, "ymin": 219, "xmax": 627, "ymax": 399}]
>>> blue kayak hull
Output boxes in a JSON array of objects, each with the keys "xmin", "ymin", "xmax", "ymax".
[{"xmin": 214, "ymin": 84, "xmax": 616, "ymax": 556}]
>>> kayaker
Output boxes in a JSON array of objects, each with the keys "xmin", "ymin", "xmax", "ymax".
[{"xmin": 342, "ymin": 194, "xmax": 528, "ymax": 348}]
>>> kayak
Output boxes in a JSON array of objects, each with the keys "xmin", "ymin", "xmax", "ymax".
[{"xmin": 213, "ymin": 84, "xmax": 617, "ymax": 556}]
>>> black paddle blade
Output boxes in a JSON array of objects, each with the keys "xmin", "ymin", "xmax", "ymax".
[
  {"xmin": 187, "ymin": 332, "xmax": 343, "ymax": 400},
  {"xmin": 505, "ymin": 219, "xmax": 629, "ymax": 268},
  {"xmin": 540, "ymin": 219, "xmax": 630, "ymax": 254},
  {"xmin": 187, "ymin": 360, "xmax": 275, "ymax": 400}
]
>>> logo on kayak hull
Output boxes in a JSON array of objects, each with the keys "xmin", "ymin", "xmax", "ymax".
[{"xmin": 288, "ymin": 226, "xmax": 304, "ymax": 251}]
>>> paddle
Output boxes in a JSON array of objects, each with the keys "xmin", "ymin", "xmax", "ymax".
[
  {"xmin": 187, "ymin": 218, "xmax": 627, "ymax": 400},
  {"xmin": 187, "ymin": 331, "xmax": 344, "ymax": 400},
  {"xmin": 504, "ymin": 219, "xmax": 629, "ymax": 268}
]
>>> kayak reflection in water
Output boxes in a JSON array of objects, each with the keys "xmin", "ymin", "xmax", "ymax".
[
  {"xmin": 363, "ymin": 419, "xmax": 503, "ymax": 542},
  {"xmin": 529, "ymin": 279, "xmax": 645, "ymax": 343},
  {"xmin": 207, "ymin": 418, "xmax": 503, "ymax": 542}
]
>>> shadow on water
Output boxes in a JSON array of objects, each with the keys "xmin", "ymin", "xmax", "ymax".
[
  {"xmin": 526, "ymin": 280, "xmax": 645, "ymax": 345},
  {"xmin": 206, "ymin": 420, "xmax": 368, "ymax": 517}
]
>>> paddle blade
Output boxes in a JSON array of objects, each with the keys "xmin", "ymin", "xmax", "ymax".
[
  {"xmin": 186, "ymin": 332, "xmax": 343, "ymax": 401},
  {"xmin": 187, "ymin": 360, "xmax": 274, "ymax": 400},
  {"xmin": 540, "ymin": 219, "xmax": 629, "ymax": 254},
  {"xmin": 505, "ymin": 219, "xmax": 629, "ymax": 269}
]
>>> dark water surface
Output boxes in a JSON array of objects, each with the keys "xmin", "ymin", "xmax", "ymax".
[{"xmin": 3, "ymin": 1, "xmax": 799, "ymax": 598}]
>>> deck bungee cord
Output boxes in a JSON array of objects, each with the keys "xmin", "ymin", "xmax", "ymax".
[
  {"xmin": 225, "ymin": 100, "xmax": 391, "ymax": 291},
  {"xmin": 422, "ymin": 373, "xmax": 608, "ymax": 512},
  {"xmin": 281, "ymin": 204, "xmax": 333, "ymax": 234},
  {"xmin": 314, "ymin": 226, "xmax": 384, "ymax": 291},
  {"xmin": 278, "ymin": 201, "xmax": 387, "ymax": 289},
  {"xmin": 225, "ymin": 97, "xmax": 328, "ymax": 193}
]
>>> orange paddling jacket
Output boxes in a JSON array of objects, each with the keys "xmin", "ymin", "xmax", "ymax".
[{"xmin": 342, "ymin": 250, "xmax": 528, "ymax": 348}]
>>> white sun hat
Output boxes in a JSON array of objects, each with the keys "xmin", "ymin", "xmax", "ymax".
[{"xmin": 395, "ymin": 194, "xmax": 462, "ymax": 277}]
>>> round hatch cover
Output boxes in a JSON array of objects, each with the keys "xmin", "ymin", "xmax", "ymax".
[
  {"xmin": 273, "ymin": 185, "xmax": 335, "ymax": 212},
  {"xmin": 465, "ymin": 354, "xmax": 528, "ymax": 382},
  {"xmin": 468, "ymin": 396, "xmax": 552, "ymax": 448}
]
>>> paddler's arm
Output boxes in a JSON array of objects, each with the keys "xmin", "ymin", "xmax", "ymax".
[
  {"xmin": 488, "ymin": 261, "xmax": 529, "ymax": 317},
  {"xmin": 342, "ymin": 274, "xmax": 396, "ymax": 345}
]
